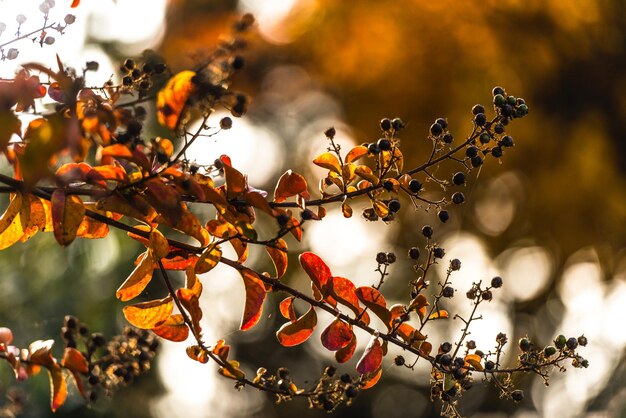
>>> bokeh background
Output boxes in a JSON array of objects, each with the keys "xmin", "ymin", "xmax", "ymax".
[{"xmin": 0, "ymin": 0, "xmax": 625, "ymax": 417}]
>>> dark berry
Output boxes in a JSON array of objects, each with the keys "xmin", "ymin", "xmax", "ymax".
[
  {"xmin": 91, "ymin": 333, "xmax": 106, "ymax": 347},
  {"xmin": 452, "ymin": 192, "xmax": 465, "ymax": 204},
  {"xmin": 440, "ymin": 354, "xmax": 452, "ymax": 366},
  {"xmin": 392, "ymin": 118, "xmax": 405, "ymax": 131},
  {"xmin": 435, "ymin": 117, "xmax": 448, "ymax": 130},
  {"xmin": 386, "ymin": 252, "xmax": 397, "ymax": 264},
  {"xmin": 421, "ymin": 225, "xmax": 433, "ymax": 238},
  {"xmin": 494, "ymin": 123, "xmax": 505, "ymax": 134},
  {"xmin": 340, "ymin": 373, "xmax": 351, "ymax": 383},
  {"xmin": 86, "ymin": 61, "xmax": 99, "ymax": 71},
  {"xmin": 466, "ymin": 146, "xmax": 479, "ymax": 158},
  {"xmin": 484, "ymin": 360, "xmax": 495, "ymax": 370},
  {"xmin": 276, "ymin": 214, "xmax": 290, "ymax": 227},
  {"xmin": 471, "ymin": 155, "xmax": 483, "ymax": 167},
  {"xmin": 472, "ymin": 104, "xmax": 485, "ymax": 115},
  {"xmin": 493, "ymin": 94, "xmax": 506, "ymax": 107},
  {"xmin": 380, "ymin": 118, "xmax": 392, "ymax": 131},
  {"xmin": 139, "ymin": 80, "xmax": 151, "ymax": 90},
  {"xmin": 433, "ymin": 247, "xmax": 445, "ymax": 259},
  {"xmin": 507, "ymin": 96, "xmax": 517, "ymax": 106},
  {"xmin": 440, "ymin": 342, "xmax": 452, "ymax": 353},
  {"xmin": 122, "ymin": 76, "xmax": 133, "ymax": 86},
  {"xmin": 64, "ymin": 315, "xmax": 78, "ymax": 329},
  {"xmin": 481, "ymin": 290, "xmax": 493, "ymax": 301},
  {"xmin": 368, "ymin": 143, "xmax": 381, "ymax": 154},
  {"xmin": 450, "ymin": 258, "xmax": 461, "ymax": 271},
  {"xmin": 511, "ymin": 390, "xmax": 524, "ymax": 402},
  {"xmin": 479, "ymin": 133, "xmax": 491, "ymax": 144},
  {"xmin": 345, "ymin": 385, "xmax": 358, "ymax": 398},
  {"xmin": 408, "ymin": 179, "xmax": 422, "ymax": 193},
  {"xmin": 376, "ymin": 252, "xmax": 387, "ymax": 264},
  {"xmin": 501, "ymin": 104, "xmax": 513, "ymax": 117},
  {"xmin": 566, "ymin": 337, "xmax": 578, "ymax": 350},
  {"xmin": 518, "ymin": 338, "xmax": 531, "ymax": 352},
  {"xmin": 377, "ymin": 138, "xmax": 392, "ymax": 151},
  {"xmin": 394, "ymin": 355, "xmax": 405, "ymax": 366},
  {"xmin": 323, "ymin": 400, "xmax": 334, "ymax": 411},
  {"xmin": 491, "ymin": 276, "xmax": 503, "ymax": 288},
  {"xmin": 123, "ymin": 58, "xmax": 135, "ymax": 70},
  {"xmin": 442, "ymin": 286, "xmax": 454, "ymax": 297},
  {"xmin": 466, "ymin": 289, "xmax": 477, "ymax": 299},
  {"xmin": 388, "ymin": 199, "xmax": 401, "ymax": 213},
  {"xmin": 555, "ymin": 335, "xmax": 566, "ymax": 349},
  {"xmin": 301, "ymin": 209, "xmax": 315, "ymax": 220},
  {"xmin": 437, "ymin": 210, "xmax": 449, "ymax": 223},
  {"xmin": 131, "ymin": 69, "xmax": 142, "ymax": 80},
  {"xmin": 88, "ymin": 373, "xmax": 100, "ymax": 385},
  {"xmin": 501, "ymin": 135, "xmax": 514, "ymax": 147},
  {"xmin": 474, "ymin": 113, "xmax": 487, "ymax": 126},
  {"xmin": 220, "ymin": 117, "xmax": 233, "ymax": 130},
  {"xmin": 79, "ymin": 324, "xmax": 89, "ymax": 336},
  {"xmin": 154, "ymin": 63, "xmax": 167, "ymax": 74},
  {"xmin": 452, "ymin": 172, "xmax": 466, "ymax": 185},
  {"xmin": 492, "ymin": 86, "xmax": 505, "ymax": 96},
  {"xmin": 430, "ymin": 122, "xmax": 443, "ymax": 136},
  {"xmin": 324, "ymin": 366, "xmax": 336, "ymax": 377},
  {"xmin": 231, "ymin": 55, "xmax": 245, "ymax": 70},
  {"xmin": 383, "ymin": 180, "xmax": 394, "ymax": 191},
  {"xmin": 544, "ymin": 346, "xmax": 557, "ymax": 357},
  {"xmin": 491, "ymin": 146, "xmax": 503, "ymax": 158},
  {"xmin": 408, "ymin": 247, "xmax": 420, "ymax": 260},
  {"xmin": 453, "ymin": 357, "xmax": 465, "ymax": 368},
  {"xmin": 517, "ymin": 103, "xmax": 529, "ymax": 115},
  {"xmin": 277, "ymin": 367, "xmax": 289, "ymax": 379},
  {"xmin": 443, "ymin": 133, "xmax": 453, "ymax": 144},
  {"xmin": 577, "ymin": 336, "xmax": 588, "ymax": 347},
  {"xmin": 466, "ymin": 340, "xmax": 476, "ymax": 349}
]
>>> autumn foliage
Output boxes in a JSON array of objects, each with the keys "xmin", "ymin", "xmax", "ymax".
[{"xmin": 0, "ymin": 11, "xmax": 589, "ymax": 418}]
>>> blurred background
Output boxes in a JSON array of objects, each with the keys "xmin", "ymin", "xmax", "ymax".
[{"xmin": 0, "ymin": 0, "xmax": 624, "ymax": 417}]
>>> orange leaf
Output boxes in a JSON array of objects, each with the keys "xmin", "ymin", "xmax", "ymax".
[
  {"xmin": 335, "ymin": 331, "xmax": 357, "ymax": 363},
  {"xmin": 212, "ymin": 339, "xmax": 230, "ymax": 362},
  {"xmin": 0, "ymin": 192, "xmax": 29, "ymax": 249},
  {"xmin": 91, "ymin": 165, "xmax": 126, "ymax": 182},
  {"xmin": 266, "ymin": 239, "xmax": 288, "ymax": 278},
  {"xmin": 345, "ymin": 145, "xmax": 369, "ymax": 163},
  {"xmin": 48, "ymin": 362, "xmax": 67, "ymax": 412},
  {"xmin": 341, "ymin": 162, "xmax": 356, "ymax": 183},
  {"xmin": 419, "ymin": 341, "xmax": 433, "ymax": 357},
  {"xmin": 71, "ymin": 0, "xmax": 80, "ymax": 7},
  {"xmin": 299, "ymin": 252, "xmax": 332, "ymax": 298},
  {"xmin": 60, "ymin": 347, "xmax": 88, "ymax": 374},
  {"xmin": 176, "ymin": 287, "xmax": 203, "ymax": 336},
  {"xmin": 428, "ymin": 310, "xmax": 449, "ymax": 320},
  {"xmin": 355, "ymin": 165, "xmax": 379, "ymax": 184},
  {"xmin": 195, "ymin": 244, "xmax": 222, "ymax": 274},
  {"xmin": 149, "ymin": 229, "xmax": 170, "ymax": 259},
  {"xmin": 356, "ymin": 336, "xmax": 383, "ymax": 375},
  {"xmin": 273, "ymin": 170, "xmax": 309, "ymax": 203},
  {"xmin": 222, "ymin": 163, "xmax": 247, "ymax": 199},
  {"xmin": 51, "ymin": 190, "xmax": 85, "ymax": 246},
  {"xmin": 465, "ymin": 353, "xmax": 483, "ymax": 371},
  {"xmin": 409, "ymin": 294, "xmax": 429, "ymax": 320},
  {"xmin": 157, "ymin": 70, "xmax": 197, "ymax": 130},
  {"xmin": 186, "ymin": 345, "xmax": 208, "ymax": 364},
  {"xmin": 116, "ymin": 251, "xmax": 154, "ymax": 301},
  {"xmin": 327, "ymin": 276, "xmax": 366, "ymax": 320},
  {"xmin": 321, "ymin": 319, "xmax": 353, "ymax": 351},
  {"xmin": 239, "ymin": 269, "xmax": 266, "ymax": 331},
  {"xmin": 279, "ymin": 296, "xmax": 297, "ymax": 323},
  {"xmin": 122, "ymin": 296, "xmax": 173, "ymax": 329},
  {"xmin": 360, "ymin": 367, "xmax": 383, "ymax": 390},
  {"xmin": 152, "ymin": 314, "xmax": 190, "ymax": 342},
  {"xmin": 356, "ymin": 287, "xmax": 391, "ymax": 327},
  {"xmin": 313, "ymin": 152, "xmax": 341, "ymax": 174},
  {"xmin": 276, "ymin": 307, "xmax": 317, "ymax": 347},
  {"xmin": 341, "ymin": 202, "xmax": 353, "ymax": 218}
]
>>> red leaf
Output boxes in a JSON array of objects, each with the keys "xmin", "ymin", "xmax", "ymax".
[
  {"xmin": 360, "ymin": 367, "xmax": 383, "ymax": 390},
  {"xmin": 60, "ymin": 347, "xmax": 88, "ymax": 374},
  {"xmin": 152, "ymin": 314, "xmax": 190, "ymax": 342},
  {"xmin": 239, "ymin": 269, "xmax": 266, "ymax": 331},
  {"xmin": 356, "ymin": 336, "xmax": 383, "ymax": 375},
  {"xmin": 335, "ymin": 331, "xmax": 357, "ymax": 363},
  {"xmin": 273, "ymin": 170, "xmax": 310, "ymax": 203},
  {"xmin": 48, "ymin": 362, "xmax": 67, "ymax": 412},
  {"xmin": 356, "ymin": 287, "xmax": 391, "ymax": 327},
  {"xmin": 279, "ymin": 296, "xmax": 297, "ymax": 323},
  {"xmin": 299, "ymin": 252, "xmax": 332, "ymax": 297},
  {"xmin": 276, "ymin": 307, "xmax": 317, "ymax": 347},
  {"xmin": 320, "ymin": 319, "xmax": 353, "ymax": 351},
  {"xmin": 266, "ymin": 239, "xmax": 288, "ymax": 278},
  {"xmin": 328, "ymin": 276, "xmax": 365, "ymax": 319}
]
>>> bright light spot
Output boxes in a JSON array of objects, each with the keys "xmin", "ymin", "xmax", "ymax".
[
  {"xmin": 238, "ymin": 0, "xmax": 317, "ymax": 44},
  {"xmin": 497, "ymin": 246, "xmax": 552, "ymax": 302},
  {"xmin": 306, "ymin": 208, "xmax": 392, "ymax": 271},
  {"xmin": 474, "ymin": 173, "xmax": 520, "ymax": 236},
  {"xmin": 437, "ymin": 232, "xmax": 497, "ymax": 287},
  {"xmin": 186, "ymin": 112, "xmax": 285, "ymax": 186},
  {"xmin": 557, "ymin": 261, "xmax": 603, "ymax": 311}
]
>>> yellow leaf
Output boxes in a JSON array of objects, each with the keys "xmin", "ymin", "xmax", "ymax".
[
  {"xmin": 51, "ymin": 190, "xmax": 85, "ymax": 246},
  {"xmin": 341, "ymin": 162, "xmax": 356, "ymax": 183},
  {"xmin": 0, "ymin": 193, "xmax": 29, "ymax": 250},
  {"xmin": 355, "ymin": 165, "xmax": 379, "ymax": 184},
  {"xmin": 313, "ymin": 152, "xmax": 341, "ymax": 174},
  {"xmin": 345, "ymin": 145, "xmax": 369, "ymax": 163},
  {"xmin": 195, "ymin": 244, "xmax": 222, "ymax": 274},
  {"xmin": 157, "ymin": 70, "xmax": 197, "ymax": 130},
  {"xmin": 149, "ymin": 228, "xmax": 170, "ymax": 259},
  {"xmin": 123, "ymin": 296, "xmax": 173, "ymax": 329}
]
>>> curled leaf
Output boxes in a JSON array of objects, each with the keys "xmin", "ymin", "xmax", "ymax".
[
  {"xmin": 149, "ymin": 229, "xmax": 170, "ymax": 259},
  {"xmin": 273, "ymin": 170, "xmax": 309, "ymax": 203},
  {"xmin": 356, "ymin": 336, "xmax": 383, "ymax": 375},
  {"xmin": 122, "ymin": 297, "xmax": 173, "ymax": 329},
  {"xmin": 266, "ymin": 239, "xmax": 288, "ymax": 278},
  {"xmin": 360, "ymin": 367, "xmax": 383, "ymax": 390},
  {"xmin": 356, "ymin": 287, "xmax": 391, "ymax": 327},
  {"xmin": 195, "ymin": 244, "xmax": 222, "ymax": 274},
  {"xmin": 152, "ymin": 314, "xmax": 190, "ymax": 342},
  {"xmin": 465, "ymin": 354, "xmax": 483, "ymax": 371},
  {"xmin": 48, "ymin": 363, "xmax": 67, "ymax": 412},
  {"xmin": 186, "ymin": 345, "xmax": 208, "ymax": 364},
  {"xmin": 345, "ymin": 145, "xmax": 368, "ymax": 163},
  {"xmin": 116, "ymin": 251, "xmax": 154, "ymax": 301},
  {"xmin": 279, "ymin": 296, "xmax": 297, "ymax": 323},
  {"xmin": 276, "ymin": 307, "xmax": 317, "ymax": 347},
  {"xmin": 51, "ymin": 190, "xmax": 85, "ymax": 246},
  {"xmin": 313, "ymin": 152, "xmax": 341, "ymax": 174},
  {"xmin": 299, "ymin": 252, "xmax": 332, "ymax": 297},
  {"xmin": 239, "ymin": 269, "xmax": 266, "ymax": 331},
  {"xmin": 335, "ymin": 331, "xmax": 357, "ymax": 363}
]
